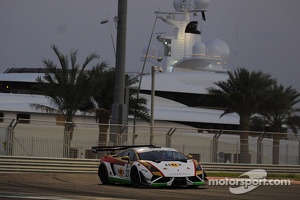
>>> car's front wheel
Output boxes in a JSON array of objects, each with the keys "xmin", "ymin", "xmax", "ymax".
[
  {"xmin": 98, "ymin": 164, "xmax": 109, "ymax": 185},
  {"xmin": 130, "ymin": 166, "xmax": 140, "ymax": 187}
]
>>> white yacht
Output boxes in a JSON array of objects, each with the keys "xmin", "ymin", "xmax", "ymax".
[{"xmin": 137, "ymin": 0, "xmax": 239, "ymax": 129}]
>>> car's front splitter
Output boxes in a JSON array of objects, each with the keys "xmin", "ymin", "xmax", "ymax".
[{"xmin": 150, "ymin": 181, "xmax": 205, "ymax": 187}]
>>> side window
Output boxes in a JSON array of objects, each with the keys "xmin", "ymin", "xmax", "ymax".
[
  {"xmin": 132, "ymin": 152, "xmax": 137, "ymax": 161},
  {"xmin": 120, "ymin": 149, "xmax": 137, "ymax": 161},
  {"xmin": 127, "ymin": 150, "xmax": 137, "ymax": 161},
  {"xmin": 117, "ymin": 150, "xmax": 127, "ymax": 157},
  {"xmin": 118, "ymin": 149, "xmax": 137, "ymax": 161}
]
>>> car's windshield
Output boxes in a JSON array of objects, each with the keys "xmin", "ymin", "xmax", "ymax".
[{"xmin": 138, "ymin": 150, "xmax": 188, "ymax": 162}]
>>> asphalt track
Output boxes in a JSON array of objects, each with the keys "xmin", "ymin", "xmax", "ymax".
[{"xmin": 0, "ymin": 173, "xmax": 299, "ymax": 200}]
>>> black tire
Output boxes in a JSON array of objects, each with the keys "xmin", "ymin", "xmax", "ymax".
[
  {"xmin": 130, "ymin": 166, "xmax": 140, "ymax": 187},
  {"xmin": 98, "ymin": 164, "xmax": 109, "ymax": 185}
]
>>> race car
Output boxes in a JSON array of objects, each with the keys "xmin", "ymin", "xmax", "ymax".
[{"xmin": 91, "ymin": 145, "xmax": 207, "ymax": 187}]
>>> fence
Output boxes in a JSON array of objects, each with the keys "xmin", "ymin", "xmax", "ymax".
[{"xmin": 0, "ymin": 119, "xmax": 300, "ymax": 165}]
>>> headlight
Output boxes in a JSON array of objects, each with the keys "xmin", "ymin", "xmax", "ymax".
[{"xmin": 192, "ymin": 160, "xmax": 203, "ymax": 176}]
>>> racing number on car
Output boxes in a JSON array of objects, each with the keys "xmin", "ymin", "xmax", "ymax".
[{"xmin": 125, "ymin": 164, "xmax": 130, "ymax": 177}]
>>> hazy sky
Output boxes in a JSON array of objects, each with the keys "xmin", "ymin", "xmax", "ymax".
[{"xmin": 1, "ymin": 0, "xmax": 300, "ymax": 91}]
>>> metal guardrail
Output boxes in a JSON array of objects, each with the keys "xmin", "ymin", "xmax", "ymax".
[
  {"xmin": 1, "ymin": 156, "xmax": 300, "ymax": 174},
  {"xmin": 0, "ymin": 156, "xmax": 99, "ymax": 173}
]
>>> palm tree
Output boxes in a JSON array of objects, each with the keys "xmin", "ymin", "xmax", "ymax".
[
  {"xmin": 86, "ymin": 66, "xmax": 115, "ymax": 148},
  {"xmin": 30, "ymin": 45, "xmax": 101, "ymax": 157},
  {"xmin": 207, "ymin": 68, "xmax": 275, "ymax": 163},
  {"xmin": 250, "ymin": 84, "xmax": 300, "ymax": 164},
  {"xmin": 87, "ymin": 67, "xmax": 149, "ymax": 149}
]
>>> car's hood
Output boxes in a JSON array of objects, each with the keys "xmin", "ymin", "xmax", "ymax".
[{"xmin": 148, "ymin": 160, "xmax": 195, "ymax": 177}]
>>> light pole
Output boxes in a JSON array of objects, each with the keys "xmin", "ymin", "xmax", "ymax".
[
  {"xmin": 132, "ymin": 9, "xmax": 160, "ymax": 145},
  {"xmin": 111, "ymin": 0, "xmax": 128, "ymax": 146},
  {"xmin": 150, "ymin": 65, "xmax": 163, "ymax": 145}
]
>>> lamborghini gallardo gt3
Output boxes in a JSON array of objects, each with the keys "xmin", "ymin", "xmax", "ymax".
[{"xmin": 92, "ymin": 145, "xmax": 207, "ymax": 187}]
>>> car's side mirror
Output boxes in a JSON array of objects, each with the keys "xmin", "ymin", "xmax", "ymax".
[{"xmin": 121, "ymin": 156, "xmax": 130, "ymax": 161}]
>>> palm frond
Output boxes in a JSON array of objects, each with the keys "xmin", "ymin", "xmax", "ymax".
[{"xmin": 30, "ymin": 103, "xmax": 59, "ymax": 114}]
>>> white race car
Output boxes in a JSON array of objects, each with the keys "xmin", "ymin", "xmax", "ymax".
[{"xmin": 92, "ymin": 145, "xmax": 207, "ymax": 187}]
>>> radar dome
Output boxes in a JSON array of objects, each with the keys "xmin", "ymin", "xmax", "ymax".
[
  {"xmin": 192, "ymin": 42, "xmax": 206, "ymax": 57},
  {"xmin": 194, "ymin": 0, "xmax": 210, "ymax": 10},
  {"xmin": 206, "ymin": 39, "xmax": 230, "ymax": 65}
]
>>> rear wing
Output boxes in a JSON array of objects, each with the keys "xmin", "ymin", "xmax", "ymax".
[{"xmin": 91, "ymin": 145, "xmax": 157, "ymax": 154}]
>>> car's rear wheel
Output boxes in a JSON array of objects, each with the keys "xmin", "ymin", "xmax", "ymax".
[
  {"xmin": 98, "ymin": 164, "xmax": 109, "ymax": 185},
  {"xmin": 130, "ymin": 166, "xmax": 140, "ymax": 187}
]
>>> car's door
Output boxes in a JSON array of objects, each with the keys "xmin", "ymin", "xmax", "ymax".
[{"xmin": 113, "ymin": 149, "xmax": 135, "ymax": 181}]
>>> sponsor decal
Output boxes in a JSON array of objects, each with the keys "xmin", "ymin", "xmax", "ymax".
[
  {"xmin": 166, "ymin": 163, "xmax": 180, "ymax": 167},
  {"xmin": 169, "ymin": 172, "xmax": 191, "ymax": 176}
]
